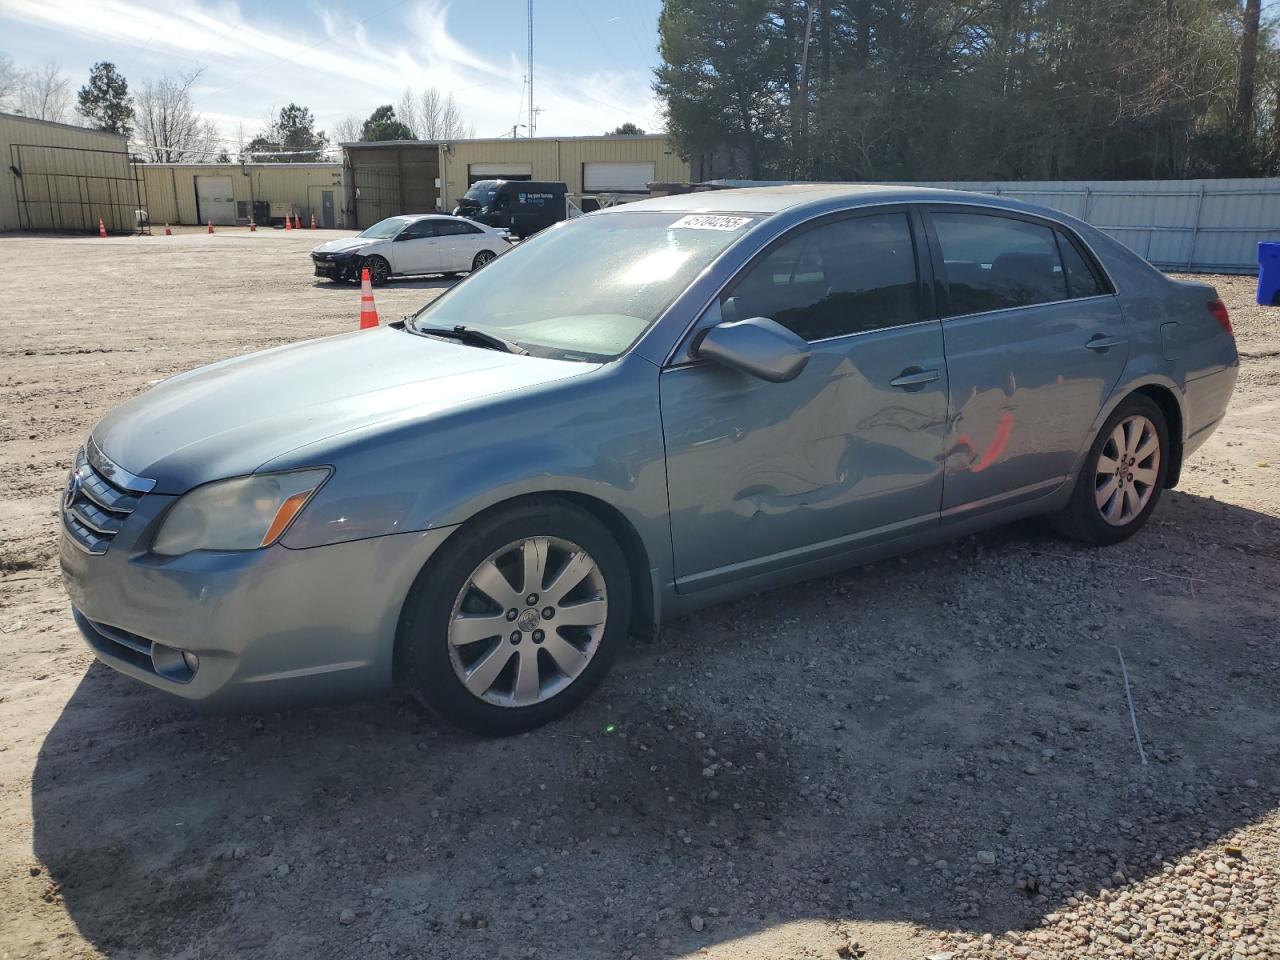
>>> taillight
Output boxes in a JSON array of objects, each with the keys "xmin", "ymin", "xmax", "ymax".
[{"xmin": 1208, "ymin": 299, "xmax": 1233, "ymax": 336}]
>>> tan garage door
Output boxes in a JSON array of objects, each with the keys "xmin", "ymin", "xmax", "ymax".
[
  {"xmin": 195, "ymin": 176, "xmax": 236, "ymax": 225},
  {"xmin": 583, "ymin": 162, "xmax": 655, "ymax": 194}
]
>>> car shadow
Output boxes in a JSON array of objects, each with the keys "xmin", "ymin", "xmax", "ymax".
[
  {"xmin": 30, "ymin": 490, "xmax": 1280, "ymax": 958},
  {"xmin": 310, "ymin": 276, "xmax": 461, "ymax": 292}
]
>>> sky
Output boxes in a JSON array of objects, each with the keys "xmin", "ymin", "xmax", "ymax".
[{"xmin": 0, "ymin": 0, "xmax": 665, "ymax": 151}]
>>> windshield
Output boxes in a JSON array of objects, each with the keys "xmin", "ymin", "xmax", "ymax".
[
  {"xmin": 358, "ymin": 218, "xmax": 407, "ymax": 239},
  {"xmin": 409, "ymin": 211, "xmax": 754, "ymax": 360},
  {"xmin": 462, "ymin": 182, "xmax": 498, "ymax": 206}
]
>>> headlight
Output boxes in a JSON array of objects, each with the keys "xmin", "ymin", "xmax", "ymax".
[{"xmin": 151, "ymin": 468, "xmax": 330, "ymax": 556}]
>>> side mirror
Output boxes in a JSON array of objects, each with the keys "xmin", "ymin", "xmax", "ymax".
[{"xmin": 693, "ymin": 317, "xmax": 811, "ymax": 383}]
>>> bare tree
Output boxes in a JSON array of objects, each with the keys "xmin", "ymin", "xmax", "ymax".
[
  {"xmin": 135, "ymin": 70, "xmax": 220, "ymax": 162},
  {"xmin": 395, "ymin": 86, "xmax": 475, "ymax": 140},
  {"xmin": 17, "ymin": 59, "xmax": 72, "ymax": 122},
  {"xmin": 333, "ymin": 114, "xmax": 362, "ymax": 144},
  {"xmin": 0, "ymin": 53, "xmax": 21, "ymax": 112}
]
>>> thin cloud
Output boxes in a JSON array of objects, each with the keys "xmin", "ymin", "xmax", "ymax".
[{"xmin": 0, "ymin": 0, "xmax": 663, "ymax": 138}]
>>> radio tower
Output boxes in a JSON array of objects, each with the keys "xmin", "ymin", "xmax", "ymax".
[{"xmin": 527, "ymin": 0, "xmax": 535, "ymax": 137}]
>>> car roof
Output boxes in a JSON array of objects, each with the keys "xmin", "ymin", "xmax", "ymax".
[{"xmin": 610, "ymin": 183, "xmax": 1041, "ymax": 218}]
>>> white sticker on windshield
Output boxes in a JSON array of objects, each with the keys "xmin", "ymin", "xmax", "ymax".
[{"xmin": 670, "ymin": 214, "xmax": 753, "ymax": 231}]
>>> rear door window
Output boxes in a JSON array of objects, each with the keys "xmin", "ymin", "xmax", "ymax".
[
  {"xmin": 437, "ymin": 220, "xmax": 483, "ymax": 236},
  {"xmin": 931, "ymin": 212, "xmax": 1068, "ymax": 316}
]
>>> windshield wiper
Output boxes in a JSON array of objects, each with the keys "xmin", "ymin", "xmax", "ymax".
[{"xmin": 411, "ymin": 323, "xmax": 527, "ymax": 355}]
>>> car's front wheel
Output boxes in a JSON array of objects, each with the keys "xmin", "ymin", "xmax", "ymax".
[
  {"xmin": 398, "ymin": 500, "xmax": 631, "ymax": 735},
  {"xmin": 1051, "ymin": 394, "xmax": 1169, "ymax": 545},
  {"xmin": 361, "ymin": 255, "xmax": 391, "ymax": 285}
]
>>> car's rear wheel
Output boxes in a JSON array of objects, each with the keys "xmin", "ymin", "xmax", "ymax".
[
  {"xmin": 471, "ymin": 250, "xmax": 496, "ymax": 271},
  {"xmin": 1050, "ymin": 394, "xmax": 1169, "ymax": 545},
  {"xmin": 398, "ymin": 500, "xmax": 631, "ymax": 735},
  {"xmin": 361, "ymin": 255, "xmax": 391, "ymax": 285}
]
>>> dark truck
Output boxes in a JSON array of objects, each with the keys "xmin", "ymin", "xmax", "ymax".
[{"xmin": 454, "ymin": 180, "xmax": 567, "ymax": 239}]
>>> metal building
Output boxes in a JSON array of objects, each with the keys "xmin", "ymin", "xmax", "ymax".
[
  {"xmin": 1, "ymin": 112, "xmax": 139, "ymax": 233},
  {"xmin": 341, "ymin": 134, "xmax": 691, "ymax": 227},
  {"xmin": 138, "ymin": 163, "xmax": 343, "ymax": 227}
]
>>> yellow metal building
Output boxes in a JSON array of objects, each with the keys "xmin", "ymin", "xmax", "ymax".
[
  {"xmin": 139, "ymin": 163, "xmax": 343, "ymax": 227},
  {"xmin": 0, "ymin": 112, "xmax": 135, "ymax": 232},
  {"xmin": 342, "ymin": 134, "xmax": 690, "ymax": 227}
]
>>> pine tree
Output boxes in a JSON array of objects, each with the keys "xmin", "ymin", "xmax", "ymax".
[{"xmin": 76, "ymin": 61, "xmax": 133, "ymax": 136}]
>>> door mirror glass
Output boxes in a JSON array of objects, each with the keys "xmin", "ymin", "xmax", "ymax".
[{"xmin": 694, "ymin": 317, "xmax": 811, "ymax": 383}]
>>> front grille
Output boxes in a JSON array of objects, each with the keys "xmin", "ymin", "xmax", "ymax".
[{"xmin": 62, "ymin": 445, "xmax": 146, "ymax": 555}]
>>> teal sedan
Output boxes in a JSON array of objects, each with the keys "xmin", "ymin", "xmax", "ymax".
[{"xmin": 61, "ymin": 185, "xmax": 1238, "ymax": 734}]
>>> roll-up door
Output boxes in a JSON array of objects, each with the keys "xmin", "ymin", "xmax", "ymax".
[
  {"xmin": 583, "ymin": 162, "xmax": 655, "ymax": 193},
  {"xmin": 195, "ymin": 176, "xmax": 236, "ymax": 225}
]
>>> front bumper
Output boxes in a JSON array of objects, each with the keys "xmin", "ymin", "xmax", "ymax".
[
  {"xmin": 61, "ymin": 514, "xmax": 456, "ymax": 709},
  {"xmin": 311, "ymin": 255, "xmax": 356, "ymax": 279}
]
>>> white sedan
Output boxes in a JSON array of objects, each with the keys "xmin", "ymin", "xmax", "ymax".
[{"xmin": 310, "ymin": 214, "xmax": 511, "ymax": 284}]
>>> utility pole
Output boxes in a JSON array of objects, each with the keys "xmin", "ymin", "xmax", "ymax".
[
  {"xmin": 528, "ymin": 0, "xmax": 535, "ymax": 138},
  {"xmin": 795, "ymin": 1, "xmax": 816, "ymax": 178}
]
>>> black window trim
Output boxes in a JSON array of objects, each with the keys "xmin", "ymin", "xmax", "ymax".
[
  {"xmin": 670, "ymin": 203, "xmax": 933, "ymax": 365},
  {"xmin": 920, "ymin": 203, "xmax": 1116, "ymax": 321},
  {"xmin": 660, "ymin": 198, "xmax": 1118, "ymax": 370}
]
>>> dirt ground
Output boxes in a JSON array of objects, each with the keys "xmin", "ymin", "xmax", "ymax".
[{"xmin": 1, "ymin": 228, "xmax": 1277, "ymax": 960}]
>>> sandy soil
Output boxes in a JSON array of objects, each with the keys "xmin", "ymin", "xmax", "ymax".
[{"xmin": 0, "ymin": 230, "xmax": 1277, "ymax": 960}]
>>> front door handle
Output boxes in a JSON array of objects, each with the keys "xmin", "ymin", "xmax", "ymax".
[
  {"xmin": 1085, "ymin": 334, "xmax": 1126, "ymax": 352},
  {"xmin": 890, "ymin": 367, "xmax": 941, "ymax": 390}
]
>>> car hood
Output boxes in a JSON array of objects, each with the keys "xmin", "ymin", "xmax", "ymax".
[
  {"xmin": 312, "ymin": 237, "xmax": 377, "ymax": 255},
  {"xmin": 91, "ymin": 327, "xmax": 598, "ymax": 494}
]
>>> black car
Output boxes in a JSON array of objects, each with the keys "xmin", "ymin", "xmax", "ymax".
[{"xmin": 454, "ymin": 180, "xmax": 567, "ymax": 239}]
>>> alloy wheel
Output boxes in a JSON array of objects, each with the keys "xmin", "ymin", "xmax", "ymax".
[
  {"xmin": 1095, "ymin": 414, "xmax": 1161, "ymax": 526},
  {"xmin": 473, "ymin": 250, "xmax": 495, "ymax": 269},
  {"xmin": 447, "ymin": 536, "xmax": 607, "ymax": 707}
]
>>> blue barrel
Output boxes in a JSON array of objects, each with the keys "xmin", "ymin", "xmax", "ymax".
[{"xmin": 1259, "ymin": 242, "xmax": 1280, "ymax": 306}]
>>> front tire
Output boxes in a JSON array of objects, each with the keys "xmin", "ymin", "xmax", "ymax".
[
  {"xmin": 398, "ymin": 500, "xmax": 631, "ymax": 735},
  {"xmin": 1050, "ymin": 394, "xmax": 1169, "ymax": 545},
  {"xmin": 361, "ymin": 255, "xmax": 391, "ymax": 285}
]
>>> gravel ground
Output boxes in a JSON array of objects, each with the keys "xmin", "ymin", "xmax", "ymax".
[{"xmin": 0, "ymin": 230, "xmax": 1277, "ymax": 960}]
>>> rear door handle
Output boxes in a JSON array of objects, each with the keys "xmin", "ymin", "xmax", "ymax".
[
  {"xmin": 890, "ymin": 367, "xmax": 941, "ymax": 389},
  {"xmin": 1085, "ymin": 334, "xmax": 1126, "ymax": 352}
]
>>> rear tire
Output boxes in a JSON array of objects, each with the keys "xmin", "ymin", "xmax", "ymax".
[
  {"xmin": 1050, "ymin": 394, "xmax": 1169, "ymax": 545},
  {"xmin": 398, "ymin": 500, "xmax": 631, "ymax": 736},
  {"xmin": 471, "ymin": 250, "xmax": 496, "ymax": 271}
]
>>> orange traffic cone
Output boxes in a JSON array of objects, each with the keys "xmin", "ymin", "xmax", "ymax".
[
  {"xmin": 359, "ymin": 268, "xmax": 379, "ymax": 329},
  {"xmin": 97, "ymin": 217, "xmax": 107, "ymax": 238},
  {"xmin": 163, "ymin": 223, "xmax": 172, "ymax": 236},
  {"xmin": 310, "ymin": 212, "xmax": 317, "ymax": 230},
  {"xmin": 295, "ymin": 213, "xmax": 302, "ymax": 230},
  {"xmin": 285, "ymin": 213, "xmax": 292, "ymax": 231},
  {"xmin": 207, "ymin": 220, "xmax": 215, "ymax": 234}
]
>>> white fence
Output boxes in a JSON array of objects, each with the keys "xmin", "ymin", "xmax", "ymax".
[{"xmin": 710, "ymin": 177, "xmax": 1280, "ymax": 274}]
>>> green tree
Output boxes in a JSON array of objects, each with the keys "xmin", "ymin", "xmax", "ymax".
[
  {"xmin": 654, "ymin": 0, "xmax": 1280, "ymax": 182},
  {"xmin": 76, "ymin": 61, "xmax": 133, "ymax": 135},
  {"xmin": 607, "ymin": 122, "xmax": 646, "ymax": 135},
  {"xmin": 361, "ymin": 104, "xmax": 413, "ymax": 141},
  {"xmin": 246, "ymin": 103, "xmax": 329, "ymax": 161},
  {"xmin": 654, "ymin": 0, "xmax": 791, "ymax": 179}
]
